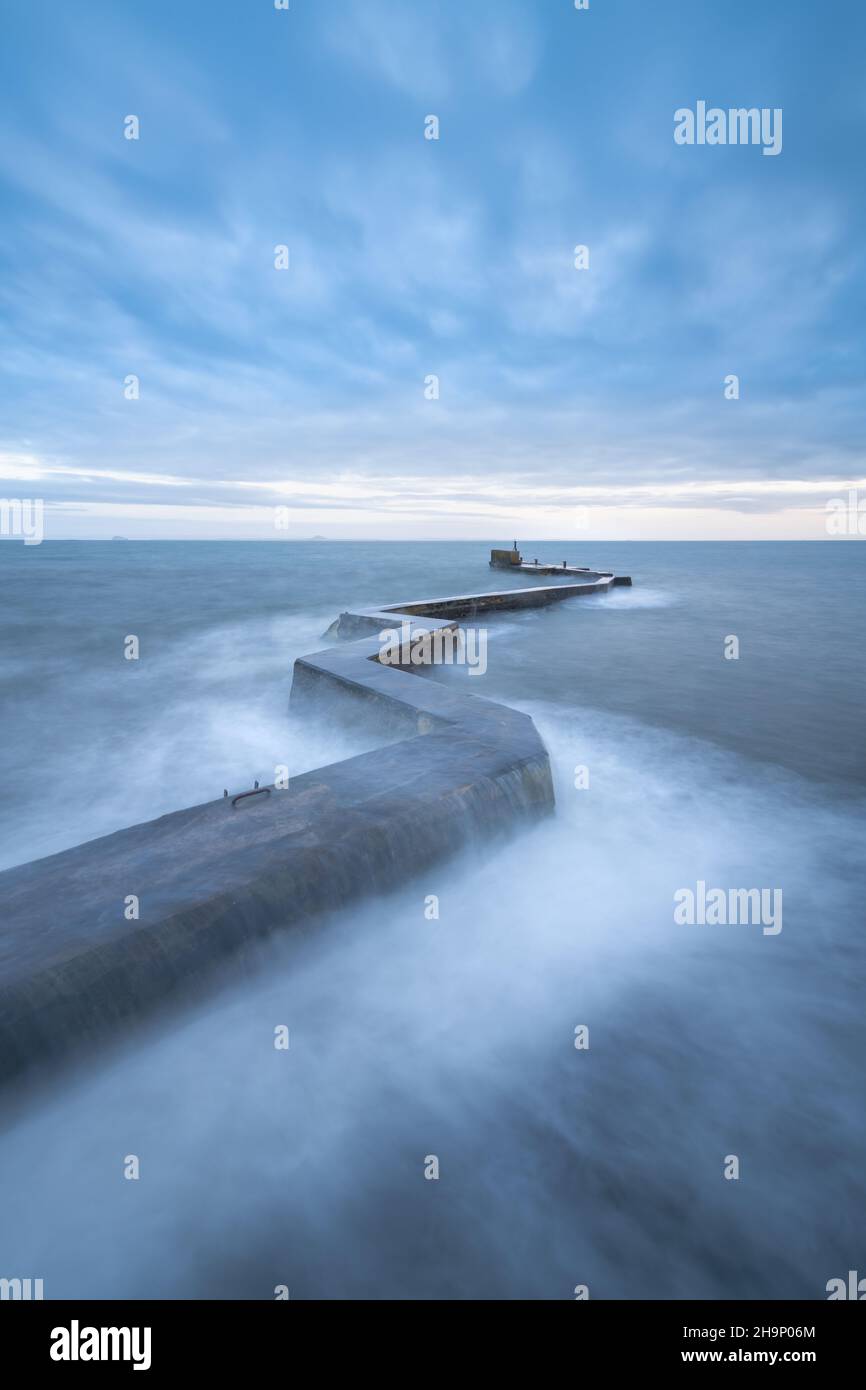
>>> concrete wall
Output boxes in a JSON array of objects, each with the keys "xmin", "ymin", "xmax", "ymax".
[{"xmin": 0, "ymin": 578, "xmax": 619, "ymax": 1088}]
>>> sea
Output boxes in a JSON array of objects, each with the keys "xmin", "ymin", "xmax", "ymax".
[{"xmin": 0, "ymin": 539, "xmax": 863, "ymax": 1298}]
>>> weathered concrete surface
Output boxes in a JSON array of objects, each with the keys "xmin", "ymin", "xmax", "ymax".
[
  {"xmin": 490, "ymin": 550, "xmax": 633, "ymax": 584},
  {"xmin": 0, "ymin": 579, "xmax": 624, "ymax": 1087},
  {"xmin": 490, "ymin": 547, "xmax": 522, "ymax": 567},
  {"xmin": 324, "ymin": 576, "xmax": 620, "ymax": 638}
]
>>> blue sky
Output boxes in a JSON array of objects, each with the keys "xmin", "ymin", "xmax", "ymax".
[{"xmin": 1, "ymin": 0, "xmax": 864, "ymax": 539}]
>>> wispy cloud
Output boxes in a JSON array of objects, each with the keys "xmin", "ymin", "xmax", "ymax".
[{"xmin": 1, "ymin": 0, "xmax": 864, "ymax": 537}]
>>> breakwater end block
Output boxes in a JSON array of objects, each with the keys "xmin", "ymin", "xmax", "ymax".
[{"xmin": 490, "ymin": 548, "xmax": 631, "ymax": 583}]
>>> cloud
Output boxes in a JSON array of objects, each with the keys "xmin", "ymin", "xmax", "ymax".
[
  {"xmin": 323, "ymin": 0, "xmax": 541, "ymax": 100},
  {"xmin": 0, "ymin": 0, "xmax": 864, "ymax": 537}
]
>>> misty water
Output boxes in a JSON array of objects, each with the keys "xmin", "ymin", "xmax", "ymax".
[{"xmin": 0, "ymin": 540, "xmax": 864, "ymax": 1298}]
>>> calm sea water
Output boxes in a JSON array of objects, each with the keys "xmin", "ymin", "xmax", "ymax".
[{"xmin": 0, "ymin": 539, "xmax": 864, "ymax": 1298}]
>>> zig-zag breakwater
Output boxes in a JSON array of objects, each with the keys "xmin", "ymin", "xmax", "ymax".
[{"xmin": 0, "ymin": 575, "xmax": 624, "ymax": 1087}]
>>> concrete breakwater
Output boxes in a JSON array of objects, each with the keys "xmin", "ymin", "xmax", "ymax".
[
  {"xmin": 490, "ymin": 546, "xmax": 634, "ymax": 581},
  {"xmin": 0, "ymin": 575, "xmax": 626, "ymax": 1088}
]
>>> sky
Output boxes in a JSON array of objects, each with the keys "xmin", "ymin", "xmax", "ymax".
[{"xmin": 0, "ymin": 0, "xmax": 864, "ymax": 541}]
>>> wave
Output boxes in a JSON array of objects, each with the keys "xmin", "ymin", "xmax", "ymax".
[{"xmin": 1, "ymin": 703, "xmax": 863, "ymax": 1298}]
